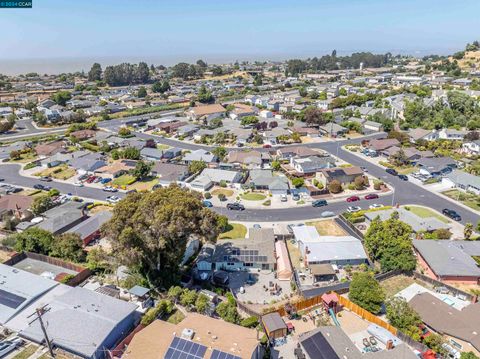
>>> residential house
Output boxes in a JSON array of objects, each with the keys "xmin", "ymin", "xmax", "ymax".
[
  {"xmin": 442, "ymin": 170, "xmax": 480, "ymax": 195},
  {"xmin": 319, "ymin": 123, "xmax": 347, "ymax": 137},
  {"xmin": 123, "ymin": 313, "xmax": 262, "ymax": 359},
  {"xmin": 187, "ymin": 104, "xmax": 226, "ymax": 121},
  {"xmin": 462, "ymin": 140, "xmax": 480, "ymax": 155},
  {"xmin": 151, "ymin": 163, "xmax": 190, "ymax": 185},
  {"xmin": 66, "ymin": 211, "xmax": 113, "ymax": 245},
  {"xmin": 362, "ymin": 120, "xmax": 383, "ymax": 132},
  {"xmin": 190, "ymin": 168, "xmax": 243, "ymax": 191},
  {"xmin": 227, "ymin": 150, "xmax": 270, "ymax": 169},
  {"xmin": 438, "ymin": 128, "xmax": 468, "ymax": 141},
  {"xmin": 183, "ymin": 149, "xmax": 217, "ymax": 164},
  {"xmin": 229, "ymin": 103, "xmax": 258, "ymax": 120},
  {"xmin": 409, "ymin": 293, "xmax": 480, "ymax": 356},
  {"xmin": 364, "ymin": 208, "xmax": 449, "ymax": 233},
  {"xmin": 34, "ymin": 141, "xmax": 65, "ymax": 158},
  {"xmin": 383, "ymin": 146, "xmax": 434, "ymax": 163},
  {"xmin": 153, "ymin": 120, "xmax": 188, "ymax": 134},
  {"xmin": 290, "ymin": 155, "xmax": 336, "ymax": 175},
  {"xmin": 249, "ymin": 169, "xmax": 290, "ymax": 196},
  {"xmin": 0, "ymin": 194, "xmax": 34, "ymax": 220},
  {"xmin": 316, "ymin": 166, "xmax": 364, "ymax": 186},
  {"xmin": 368, "ymin": 138, "xmax": 400, "ymax": 153},
  {"xmin": 277, "ymin": 146, "xmax": 321, "ymax": 160},
  {"xmin": 140, "ymin": 147, "xmax": 165, "ymax": 161},
  {"xmin": 413, "ymin": 240, "xmax": 480, "ymax": 285},
  {"xmin": 69, "ymin": 153, "xmax": 107, "ymax": 173},
  {"xmin": 417, "ymin": 156, "xmax": 456, "ymax": 177},
  {"xmin": 263, "ymin": 127, "xmax": 290, "ymax": 145},
  {"xmin": 176, "ymin": 124, "xmax": 199, "ymax": 137},
  {"xmin": 96, "ymin": 159, "xmax": 137, "ymax": 178},
  {"xmin": 162, "ymin": 147, "xmax": 182, "ymax": 160},
  {"xmin": 408, "ymin": 128, "xmax": 438, "ymax": 143},
  {"xmin": 70, "ymin": 129, "xmax": 96, "ymax": 141},
  {"xmin": 36, "ymin": 202, "xmax": 88, "ymax": 235}
]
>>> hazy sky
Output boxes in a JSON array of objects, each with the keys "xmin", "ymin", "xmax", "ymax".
[{"xmin": 0, "ymin": 0, "xmax": 478, "ymax": 63}]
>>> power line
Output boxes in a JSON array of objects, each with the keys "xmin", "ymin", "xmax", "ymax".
[{"xmin": 27, "ymin": 305, "xmax": 55, "ymax": 358}]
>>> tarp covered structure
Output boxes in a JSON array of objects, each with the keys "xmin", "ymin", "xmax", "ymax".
[{"xmin": 275, "ymin": 240, "xmax": 293, "ymax": 281}]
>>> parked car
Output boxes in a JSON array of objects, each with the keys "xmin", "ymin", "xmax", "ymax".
[
  {"xmin": 320, "ymin": 211, "xmax": 335, "ymax": 218},
  {"xmin": 0, "ymin": 178, "xmax": 4, "ymax": 181},
  {"xmin": 152, "ymin": 184, "xmax": 162, "ymax": 190},
  {"xmin": 103, "ymin": 186, "xmax": 118, "ymax": 192},
  {"xmin": 78, "ymin": 174, "xmax": 89, "ymax": 181},
  {"xmin": 369, "ymin": 204, "xmax": 384, "ymax": 209},
  {"xmin": 227, "ymin": 202, "xmax": 245, "ymax": 211},
  {"xmin": 312, "ymin": 199, "xmax": 328, "ymax": 207},
  {"xmin": 73, "ymin": 181, "xmax": 83, "ymax": 187},
  {"xmin": 442, "ymin": 208, "xmax": 461, "ymax": 221},
  {"xmin": 346, "ymin": 196, "xmax": 360, "ymax": 202},
  {"xmin": 347, "ymin": 206, "xmax": 361, "ymax": 213},
  {"xmin": 106, "ymin": 195, "xmax": 121, "ymax": 204},
  {"xmin": 93, "ymin": 177, "xmax": 102, "ymax": 183},
  {"xmin": 280, "ymin": 194, "xmax": 288, "ymax": 202},
  {"xmin": 202, "ymin": 200, "xmax": 213, "ymax": 208},
  {"xmin": 292, "ymin": 192, "xmax": 300, "ymax": 201},
  {"xmin": 40, "ymin": 176, "xmax": 52, "ymax": 182},
  {"xmin": 0, "ymin": 338, "xmax": 24, "ymax": 358},
  {"xmin": 360, "ymin": 166, "xmax": 368, "ymax": 172},
  {"xmin": 262, "ymin": 144, "xmax": 272, "ymax": 148},
  {"xmin": 100, "ymin": 178, "xmax": 112, "ymax": 184},
  {"xmin": 364, "ymin": 194, "xmax": 379, "ymax": 200},
  {"xmin": 385, "ymin": 168, "xmax": 398, "ymax": 176},
  {"xmin": 398, "ymin": 174, "xmax": 408, "ymax": 181},
  {"xmin": 253, "ymin": 224, "xmax": 262, "ymax": 229},
  {"xmin": 33, "ymin": 184, "xmax": 45, "ymax": 190}
]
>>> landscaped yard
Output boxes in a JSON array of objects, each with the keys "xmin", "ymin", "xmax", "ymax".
[
  {"xmin": 12, "ymin": 345, "xmax": 39, "ymax": 359},
  {"xmin": 305, "ymin": 219, "xmax": 346, "ymax": 236},
  {"xmin": 129, "ymin": 177, "xmax": 159, "ymax": 191},
  {"xmin": 218, "ymin": 223, "xmax": 247, "ymax": 239},
  {"xmin": 157, "ymin": 144, "xmax": 171, "ymax": 150},
  {"xmin": 380, "ymin": 274, "xmax": 416, "ymax": 297},
  {"xmin": 441, "ymin": 189, "xmax": 480, "ymax": 212},
  {"xmin": 166, "ymin": 309, "xmax": 185, "ymax": 324},
  {"xmin": 211, "ymin": 188, "xmax": 234, "ymax": 197},
  {"xmin": 9, "ymin": 150, "xmax": 37, "ymax": 163},
  {"xmin": 34, "ymin": 165, "xmax": 76, "ymax": 180},
  {"xmin": 112, "ymin": 174, "xmax": 137, "ymax": 187},
  {"xmin": 404, "ymin": 205, "xmax": 449, "ymax": 223},
  {"xmin": 241, "ymin": 192, "xmax": 266, "ymax": 201}
]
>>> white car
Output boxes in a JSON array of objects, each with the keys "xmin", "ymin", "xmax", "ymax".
[
  {"xmin": 347, "ymin": 206, "xmax": 362, "ymax": 213},
  {"xmin": 106, "ymin": 195, "xmax": 120, "ymax": 203},
  {"xmin": 369, "ymin": 204, "xmax": 384, "ymax": 209},
  {"xmin": 280, "ymin": 194, "xmax": 288, "ymax": 202},
  {"xmin": 73, "ymin": 181, "xmax": 84, "ymax": 187},
  {"xmin": 103, "ymin": 186, "xmax": 118, "ymax": 192}
]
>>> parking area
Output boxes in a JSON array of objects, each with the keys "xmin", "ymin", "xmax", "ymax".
[{"xmin": 228, "ymin": 270, "xmax": 293, "ymax": 305}]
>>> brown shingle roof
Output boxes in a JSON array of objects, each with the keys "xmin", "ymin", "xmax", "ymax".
[{"xmin": 190, "ymin": 104, "xmax": 226, "ymax": 117}]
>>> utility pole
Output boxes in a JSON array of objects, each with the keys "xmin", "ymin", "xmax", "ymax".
[{"xmin": 28, "ymin": 306, "xmax": 55, "ymax": 358}]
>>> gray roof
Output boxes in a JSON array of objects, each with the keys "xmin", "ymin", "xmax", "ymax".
[
  {"xmin": 183, "ymin": 149, "xmax": 217, "ymax": 163},
  {"xmin": 413, "ymin": 240, "xmax": 480, "ymax": 277},
  {"xmin": 66, "ymin": 211, "xmax": 112, "ymax": 240},
  {"xmin": 69, "ymin": 153, "xmax": 106, "ymax": 172},
  {"xmin": 320, "ymin": 122, "xmax": 347, "ymax": 134},
  {"xmin": 20, "ymin": 286, "xmax": 137, "ymax": 359},
  {"xmin": 199, "ymin": 168, "xmax": 241, "ymax": 183},
  {"xmin": 302, "ymin": 237, "xmax": 368, "ymax": 263},
  {"xmin": 140, "ymin": 147, "xmax": 164, "ymax": 159},
  {"xmin": 37, "ymin": 202, "xmax": 86, "ymax": 234},
  {"xmin": 212, "ymin": 237, "xmax": 275, "ymax": 265},
  {"xmin": 293, "ymin": 155, "xmax": 336, "ymax": 172},
  {"xmin": 445, "ymin": 170, "xmax": 480, "ymax": 190},
  {"xmin": 364, "ymin": 208, "xmax": 448, "ymax": 233},
  {"xmin": 417, "ymin": 156, "xmax": 456, "ymax": 173},
  {"xmin": 128, "ymin": 285, "xmax": 150, "ymax": 297},
  {"xmin": 0, "ymin": 264, "xmax": 58, "ymax": 324}
]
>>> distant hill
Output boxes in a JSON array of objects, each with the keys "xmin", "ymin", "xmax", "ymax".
[{"xmin": 448, "ymin": 50, "xmax": 480, "ymax": 71}]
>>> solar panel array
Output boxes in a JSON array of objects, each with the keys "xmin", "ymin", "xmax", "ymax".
[
  {"xmin": 0, "ymin": 288, "xmax": 26, "ymax": 309},
  {"xmin": 301, "ymin": 333, "xmax": 340, "ymax": 359},
  {"xmin": 223, "ymin": 249, "xmax": 268, "ymax": 263},
  {"xmin": 164, "ymin": 337, "xmax": 207, "ymax": 359},
  {"xmin": 210, "ymin": 349, "xmax": 241, "ymax": 359}
]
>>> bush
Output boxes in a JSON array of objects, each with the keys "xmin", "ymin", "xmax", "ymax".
[
  {"xmin": 347, "ymin": 183, "xmax": 356, "ymax": 190},
  {"xmin": 292, "ymin": 177, "xmax": 305, "ymax": 188},
  {"xmin": 328, "ymin": 180, "xmax": 342, "ymax": 194},
  {"xmin": 141, "ymin": 299, "xmax": 174, "ymax": 325},
  {"xmin": 373, "ymin": 180, "xmax": 383, "ymax": 190},
  {"xmin": 204, "ymin": 192, "xmax": 212, "ymax": 199},
  {"xmin": 219, "ymin": 180, "xmax": 227, "ymax": 188},
  {"xmin": 48, "ymin": 188, "xmax": 60, "ymax": 197},
  {"xmin": 240, "ymin": 316, "xmax": 259, "ymax": 328},
  {"xmin": 24, "ymin": 162, "xmax": 38, "ymax": 170},
  {"xmin": 262, "ymin": 200, "xmax": 271, "ymax": 206},
  {"xmin": 59, "ymin": 274, "xmax": 76, "ymax": 284},
  {"xmin": 218, "ymin": 193, "xmax": 226, "ymax": 201}
]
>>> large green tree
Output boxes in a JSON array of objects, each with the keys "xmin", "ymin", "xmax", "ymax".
[
  {"xmin": 51, "ymin": 91, "xmax": 72, "ymax": 106},
  {"xmin": 102, "ymin": 185, "xmax": 222, "ymax": 287},
  {"xmin": 349, "ymin": 272, "xmax": 385, "ymax": 314},
  {"xmin": 88, "ymin": 63, "xmax": 102, "ymax": 81},
  {"xmin": 385, "ymin": 297, "xmax": 422, "ymax": 339},
  {"xmin": 364, "ymin": 213, "xmax": 416, "ymax": 271}
]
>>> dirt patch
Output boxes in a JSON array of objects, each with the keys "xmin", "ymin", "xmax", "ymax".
[
  {"xmin": 0, "ymin": 248, "xmax": 15, "ymax": 263},
  {"xmin": 306, "ymin": 219, "xmax": 346, "ymax": 236},
  {"xmin": 380, "ymin": 274, "xmax": 416, "ymax": 297},
  {"xmin": 89, "ymin": 205, "xmax": 113, "ymax": 214},
  {"xmin": 287, "ymin": 240, "xmax": 302, "ymax": 270}
]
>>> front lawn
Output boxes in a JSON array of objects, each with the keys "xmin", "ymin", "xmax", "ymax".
[
  {"xmin": 441, "ymin": 189, "xmax": 480, "ymax": 212},
  {"xmin": 9, "ymin": 150, "xmax": 37, "ymax": 163},
  {"xmin": 129, "ymin": 177, "xmax": 159, "ymax": 191},
  {"xmin": 305, "ymin": 220, "xmax": 346, "ymax": 236},
  {"xmin": 404, "ymin": 205, "xmax": 449, "ymax": 223},
  {"xmin": 157, "ymin": 144, "xmax": 171, "ymax": 150},
  {"xmin": 211, "ymin": 188, "xmax": 234, "ymax": 197},
  {"xmin": 241, "ymin": 192, "xmax": 266, "ymax": 201},
  {"xmin": 112, "ymin": 174, "xmax": 137, "ymax": 187},
  {"xmin": 34, "ymin": 165, "xmax": 76, "ymax": 180},
  {"xmin": 218, "ymin": 223, "xmax": 247, "ymax": 239}
]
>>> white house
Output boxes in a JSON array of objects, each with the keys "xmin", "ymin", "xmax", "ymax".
[
  {"xmin": 462, "ymin": 140, "xmax": 480, "ymax": 155},
  {"xmin": 438, "ymin": 128, "xmax": 467, "ymax": 141},
  {"xmin": 442, "ymin": 170, "xmax": 480, "ymax": 195},
  {"xmin": 260, "ymin": 110, "xmax": 273, "ymax": 118}
]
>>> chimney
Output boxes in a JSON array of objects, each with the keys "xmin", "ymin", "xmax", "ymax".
[{"xmin": 386, "ymin": 339, "xmax": 393, "ymax": 350}]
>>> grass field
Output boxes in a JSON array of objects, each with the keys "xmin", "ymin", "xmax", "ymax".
[
  {"xmin": 404, "ymin": 205, "xmax": 449, "ymax": 223},
  {"xmin": 129, "ymin": 177, "xmax": 159, "ymax": 191},
  {"xmin": 441, "ymin": 189, "xmax": 480, "ymax": 212},
  {"xmin": 211, "ymin": 188, "xmax": 234, "ymax": 197},
  {"xmin": 12, "ymin": 346, "xmax": 39, "ymax": 359},
  {"xmin": 34, "ymin": 165, "xmax": 76, "ymax": 180},
  {"xmin": 219, "ymin": 223, "xmax": 247, "ymax": 239},
  {"xmin": 241, "ymin": 192, "xmax": 266, "ymax": 201},
  {"xmin": 112, "ymin": 174, "xmax": 137, "ymax": 187},
  {"xmin": 157, "ymin": 144, "xmax": 171, "ymax": 150},
  {"xmin": 306, "ymin": 219, "xmax": 346, "ymax": 236},
  {"xmin": 380, "ymin": 275, "xmax": 416, "ymax": 297},
  {"xmin": 287, "ymin": 240, "xmax": 302, "ymax": 270}
]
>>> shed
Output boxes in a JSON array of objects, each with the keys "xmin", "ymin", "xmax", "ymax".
[
  {"xmin": 275, "ymin": 241, "xmax": 292, "ymax": 281},
  {"xmin": 262, "ymin": 312, "xmax": 287, "ymax": 340}
]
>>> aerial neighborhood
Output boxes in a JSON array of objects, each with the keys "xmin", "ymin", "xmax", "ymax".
[{"xmin": 0, "ymin": 23, "xmax": 480, "ymax": 359}]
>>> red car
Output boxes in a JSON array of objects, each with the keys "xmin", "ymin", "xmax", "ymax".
[
  {"xmin": 346, "ymin": 196, "xmax": 360, "ymax": 202},
  {"xmin": 364, "ymin": 194, "xmax": 379, "ymax": 200}
]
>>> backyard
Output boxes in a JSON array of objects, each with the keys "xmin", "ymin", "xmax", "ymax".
[
  {"xmin": 305, "ymin": 219, "xmax": 346, "ymax": 236},
  {"xmin": 218, "ymin": 223, "xmax": 247, "ymax": 239},
  {"xmin": 403, "ymin": 205, "xmax": 450, "ymax": 223},
  {"xmin": 441, "ymin": 189, "xmax": 480, "ymax": 212},
  {"xmin": 286, "ymin": 240, "xmax": 302, "ymax": 270},
  {"xmin": 380, "ymin": 275, "xmax": 416, "ymax": 297}
]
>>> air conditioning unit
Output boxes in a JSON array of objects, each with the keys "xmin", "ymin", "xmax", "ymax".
[{"xmin": 181, "ymin": 328, "xmax": 195, "ymax": 340}]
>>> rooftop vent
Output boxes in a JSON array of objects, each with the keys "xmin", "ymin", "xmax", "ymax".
[{"xmin": 181, "ymin": 328, "xmax": 195, "ymax": 340}]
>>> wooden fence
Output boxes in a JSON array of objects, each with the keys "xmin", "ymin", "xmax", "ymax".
[
  {"xmin": 413, "ymin": 272, "xmax": 477, "ymax": 303},
  {"xmin": 336, "ymin": 294, "xmax": 398, "ymax": 335}
]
